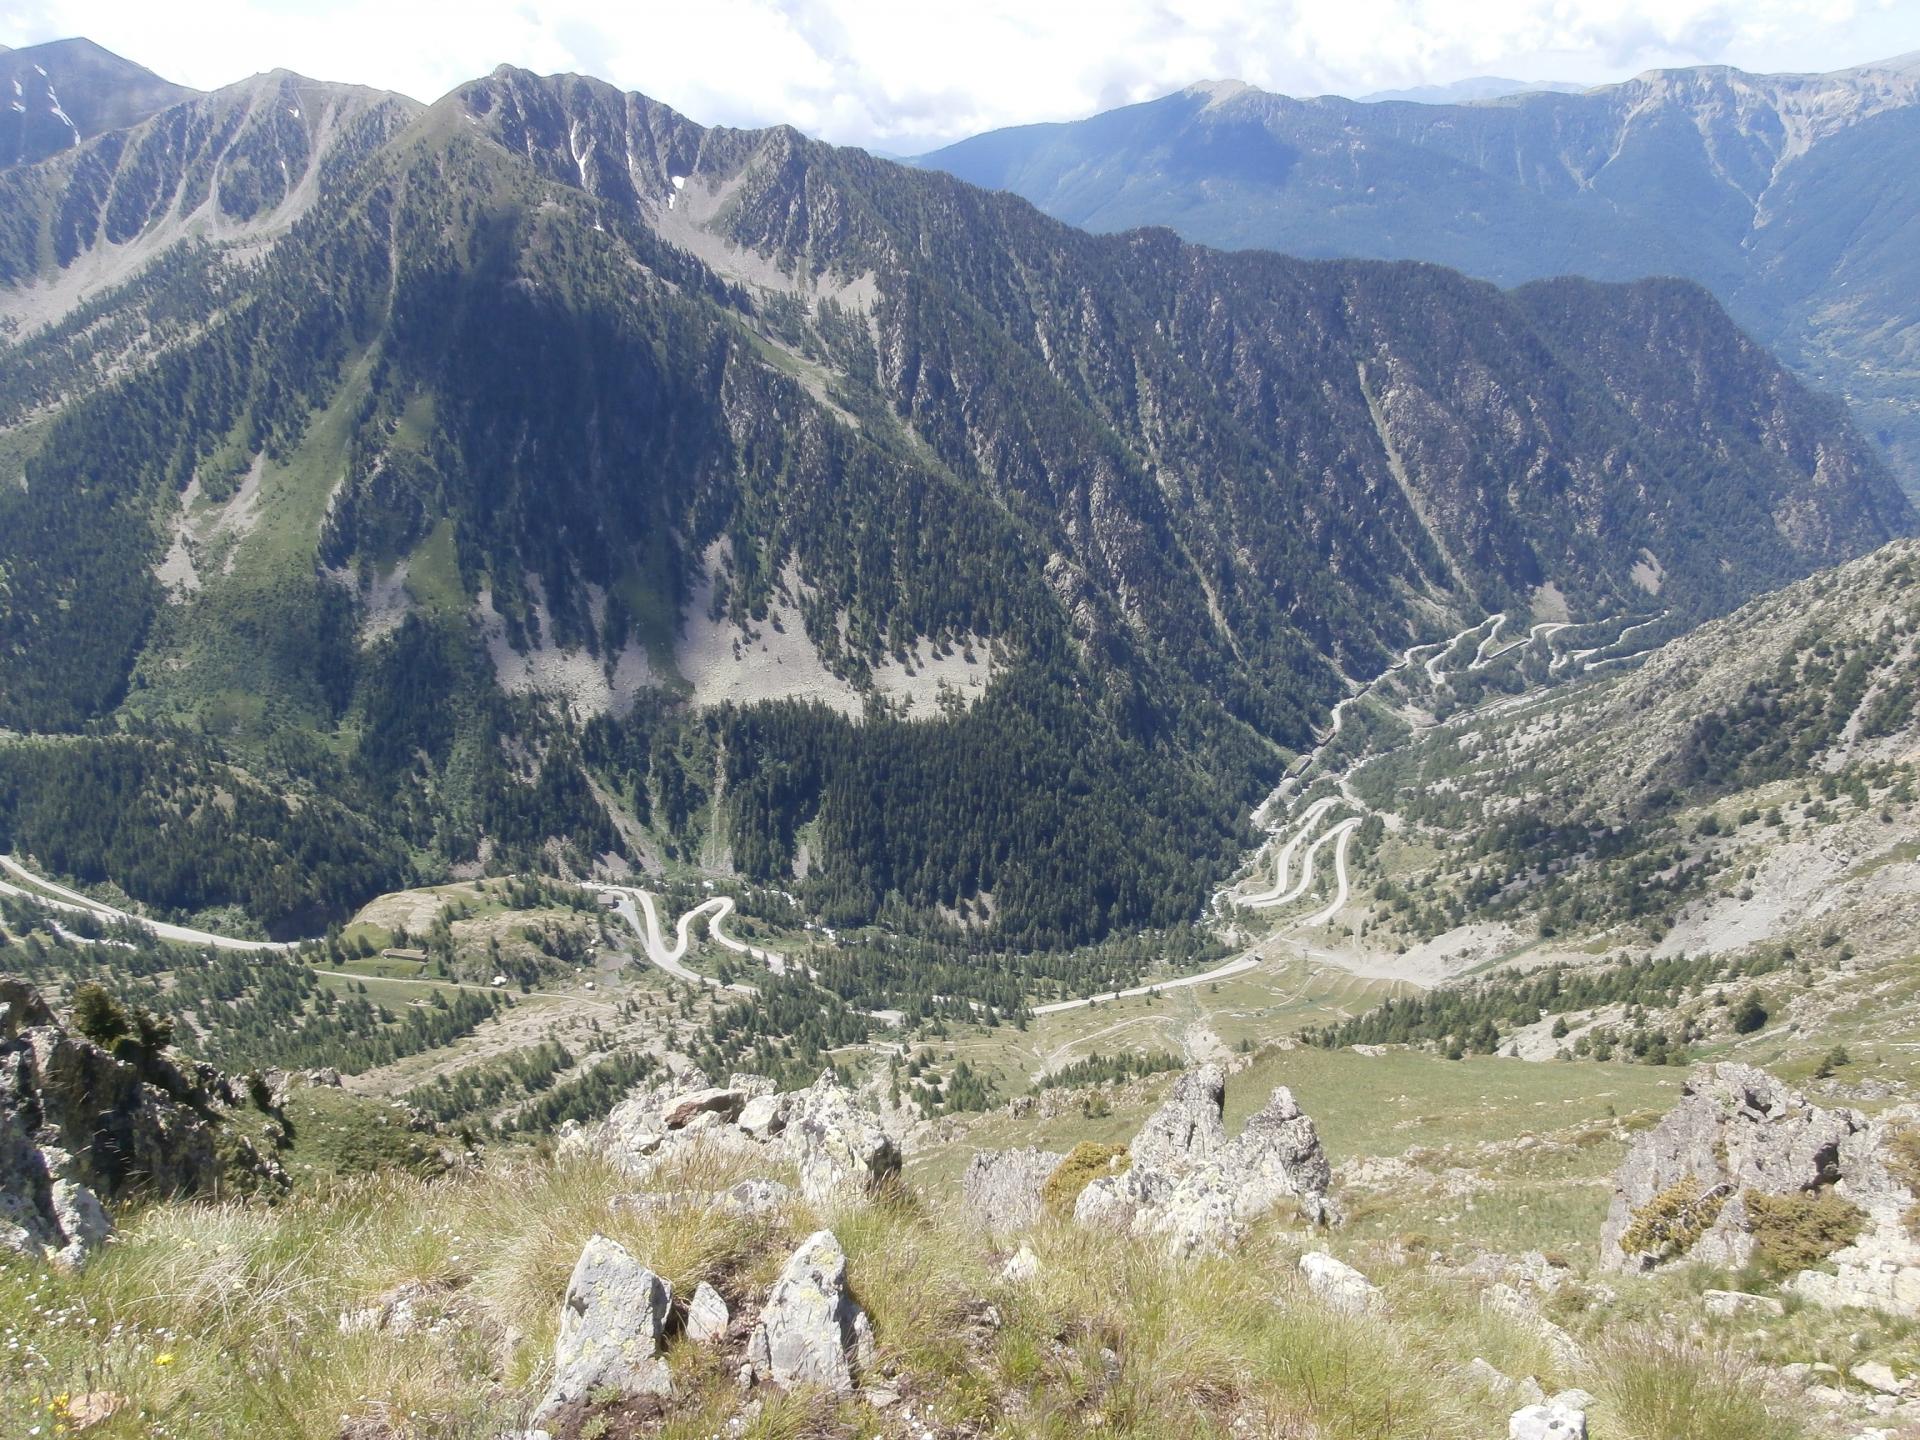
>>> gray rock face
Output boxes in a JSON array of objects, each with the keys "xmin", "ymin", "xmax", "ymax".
[
  {"xmin": 737, "ymin": 1093, "xmax": 789, "ymax": 1140},
  {"xmin": 1, "ymin": 979, "xmax": 275, "ymax": 1267},
  {"xmin": 1072, "ymin": 1064, "xmax": 1335, "ymax": 1254},
  {"xmin": 1602, "ymin": 1064, "xmax": 1920, "ymax": 1312},
  {"xmin": 687, "ymin": 1281, "xmax": 730, "ymax": 1343},
  {"xmin": 538, "ymin": 1235, "xmax": 672, "ymax": 1418},
  {"xmin": 779, "ymin": 1072, "xmax": 902, "ymax": 1205},
  {"xmin": 747, "ymin": 1229, "xmax": 875, "ymax": 1393},
  {"xmin": 1602, "ymin": 1063, "xmax": 1861, "ymax": 1270},
  {"xmin": 961, "ymin": 1146, "xmax": 1065, "ymax": 1234}
]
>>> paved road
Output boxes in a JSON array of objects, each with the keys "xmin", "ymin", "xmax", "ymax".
[
  {"xmin": 580, "ymin": 882, "xmax": 811, "ymax": 995},
  {"xmin": 1237, "ymin": 796, "xmax": 1341, "ymax": 904},
  {"xmin": 0, "ymin": 857, "xmax": 294, "ymax": 952}
]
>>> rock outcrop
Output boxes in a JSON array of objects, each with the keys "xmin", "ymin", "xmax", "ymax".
[
  {"xmin": 1602, "ymin": 1063, "xmax": 1920, "ymax": 1314},
  {"xmin": 537, "ymin": 1235, "xmax": 673, "ymax": 1419},
  {"xmin": 746, "ymin": 1229, "xmax": 875, "ymax": 1393},
  {"xmin": 961, "ymin": 1146, "xmax": 1064, "ymax": 1234},
  {"xmin": 1, "ymin": 979, "xmax": 278, "ymax": 1267},
  {"xmin": 580, "ymin": 1071, "xmax": 899, "ymax": 1207},
  {"xmin": 1071, "ymin": 1065, "xmax": 1334, "ymax": 1254},
  {"xmin": 779, "ymin": 1072, "xmax": 902, "ymax": 1205}
]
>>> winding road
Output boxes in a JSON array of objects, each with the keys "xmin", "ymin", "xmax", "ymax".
[{"xmin": 580, "ymin": 882, "xmax": 799, "ymax": 994}]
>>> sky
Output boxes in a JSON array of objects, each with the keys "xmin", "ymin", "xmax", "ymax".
[{"xmin": 4, "ymin": 0, "xmax": 1919, "ymax": 152}]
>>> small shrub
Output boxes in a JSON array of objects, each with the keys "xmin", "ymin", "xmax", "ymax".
[
  {"xmin": 1041, "ymin": 1142, "xmax": 1129, "ymax": 1216},
  {"xmin": 1745, "ymin": 1190, "xmax": 1866, "ymax": 1273},
  {"xmin": 1729, "ymin": 990, "xmax": 1768, "ymax": 1034},
  {"xmin": 1620, "ymin": 1176, "xmax": 1728, "ymax": 1260}
]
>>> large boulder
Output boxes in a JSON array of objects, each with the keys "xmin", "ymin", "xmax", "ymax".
[
  {"xmin": 1602, "ymin": 1064, "xmax": 1920, "ymax": 1314},
  {"xmin": 536, "ymin": 1235, "xmax": 672, "ymax": 1419},
  {"xmin": 746, "ymin": 1229, "xmax": 874, "ymax": 1393},
  {"xmin": 1, "ymin": 980, "xmax": 277, "ymax": 1267},
  {"xmin": 961, "ymin": 1146, "xmax": 1065, "ymax": 1234},
  {"xmin": 779, "ymin": 1073, "xmax": 901, "ymax": 1205},
  {"xmin": 1073, "ymin": 1064, "xmax": 1335, "ymax": 1255}
]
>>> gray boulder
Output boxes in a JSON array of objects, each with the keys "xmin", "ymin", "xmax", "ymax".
[
  {"xmin": 961, "ymin": 1146, "xmax": 1065, "ymax": 1234},
  {"xmin": 537, "ymin": 1235, "xmax": 672, "ymax": 1418},
  {"xmin": 1298, "ymin": 1251, "xmax": 1382, "ymax": 1313},
  {"xmin": 1073, "ymin": 1065, "xmax": 1335, "ymax": 1254},
  {"xmin": 747, "ymin": 1229, "xmax": 875, "ymax": 1393},
  {"xmin": 686, "ymin": 1281, "xmax": 730, "ymax": 1343},
  {"xmin": 1602, "ymin": 1064, "xmax": 1861, "ymax": 1271},
  {"xmin": 779, "ymin": 1073, "xmax": 901, "ymax": 1205}
]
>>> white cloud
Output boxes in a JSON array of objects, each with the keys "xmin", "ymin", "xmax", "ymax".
[{"xmin": 2, "ymin": 0, "xmax": 1915, "ymax": 150}]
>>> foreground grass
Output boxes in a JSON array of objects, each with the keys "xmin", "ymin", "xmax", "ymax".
[{"xmin": 0, "ymin": 1135, "xmax": 1824, "ymax": 1440}]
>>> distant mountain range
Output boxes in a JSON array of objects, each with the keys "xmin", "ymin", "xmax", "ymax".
[
  {"xmin": 1, "ymin": 37, "xmax": 197, "ymax": 168},
  {"xmin": 918, "ymin": 56, "xmax": 1920, "ymax": 490},
  {"xmin": 1357, "ymin": 77, "xmax": 1586, "ymax": 104},
  {"xmin": 0, "ymin": 43, "xmax": 1910, "ymax": 946}
]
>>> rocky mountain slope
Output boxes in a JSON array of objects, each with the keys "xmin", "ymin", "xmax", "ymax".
[
  {"xmin": 6, "ymin": 969, "xmax": 1918, "ymax": 1440},
  {"xmin": 920, "ymin": 55, "xmax": 1920, "ymax": 489},
  {"xmin": 1, "ymin": 38, "xmax": 198, "ymax": 171},
  {"xmin": 0, "ymin": 55, "xmax": 1909, "ymax": 949}
]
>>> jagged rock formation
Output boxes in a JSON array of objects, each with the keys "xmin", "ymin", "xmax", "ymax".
[
  {"xmin": 0, "ymin": 979, "xmax": 279, "ymax": 1266},
  {"xmin": 1603, "ymin": 1063, "xmax": 1920, "ymax": 1313},
  {"xmin": 961, "ymin": 1145, "xmax": 1064, "ymax": 1234},
  {"xmin": 537, "ymin": 1235, "xmax": 672, "ymax": 1421},
  {"xmin": 574, "ymin": 1071, "xmax": 901, "ymax": 1206},
  {"xmin": 1071, "ymin": 1064, "xmax": 1334, "ymax": 1254},
  {"xmin": 746, "ymin": 1229, "xmax": 875, "ymax": 1394}
]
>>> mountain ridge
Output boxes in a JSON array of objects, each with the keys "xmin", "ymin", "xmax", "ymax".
[
  {"xmin": 919, "ymin": 53, "xmax": 1920, "ymax": 490},
  {"xmin": 0, "ymin": 56, "xmax": 1909, "ymax": 948}
]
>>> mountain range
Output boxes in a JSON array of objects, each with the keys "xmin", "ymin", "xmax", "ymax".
[
  {"xmin": 0, "ymin": 41, "xmax": 1911, "ymax": 949},
  {"xmin": 919, "ymin": 55, "xmax": 1920, "ymax": 489}
]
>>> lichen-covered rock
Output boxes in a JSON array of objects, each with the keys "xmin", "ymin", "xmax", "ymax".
[
  {"xmin": 1, "ymin": 979, "xmax": 278, "ymax": 1267},
  {"xmin": 779, "ymin": 1073, "xmax": 901, "ymax": 1205},
  {"xmin": 747, "ymin": 1230, "xmax": 874, "ymax": 1393},
  {"xmin": 962, "ymin": 1146, "xmax": 1065, "ymax": 1234},
  {"xmin": 1602, "ymin": 1065, "xmax": 1920, "ymax": 1315},
  {"xmin": 1072, "ymin": 1065, "xmax": 1335, "ymax": 1254},
  {"xmin": 537, "ymin": 1235, "xmax": 672, "ymax": 1419}
]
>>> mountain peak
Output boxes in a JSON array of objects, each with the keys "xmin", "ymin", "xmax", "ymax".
[{"xmin": 1, "ymin": 34, "xmax": 197, "ymax": 169}]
